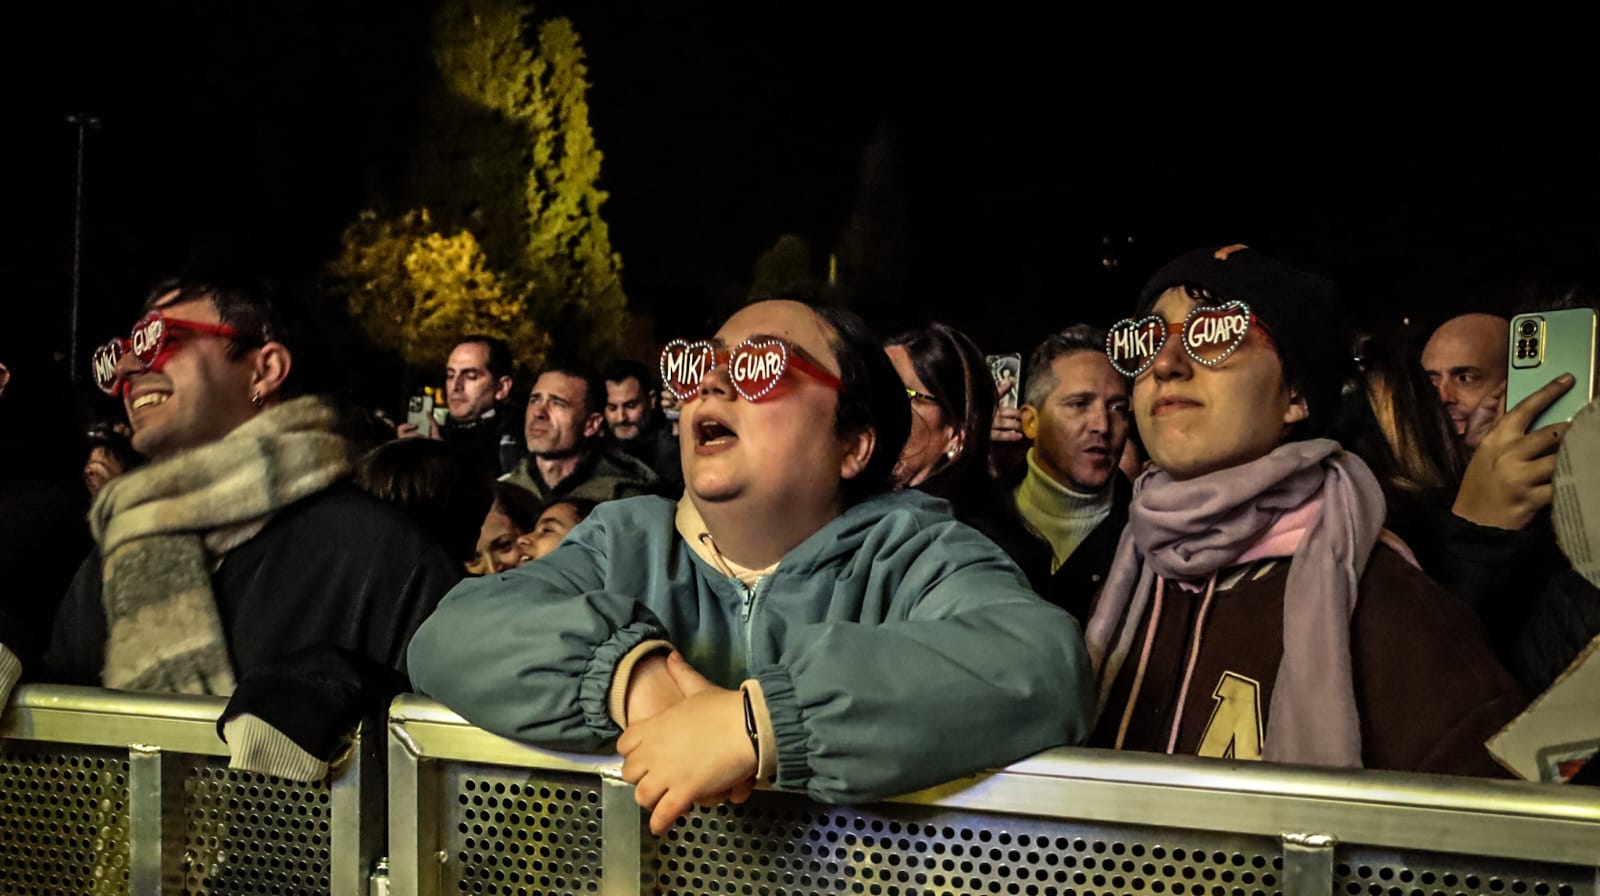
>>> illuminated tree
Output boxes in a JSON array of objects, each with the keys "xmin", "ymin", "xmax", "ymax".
[
  {"xmin": 331, "ymin": 0, "xmax": 626, "ymax": 375},
  {"xmin": 330, "ymin": 209, "xmax": 549, "ymax": 370}
]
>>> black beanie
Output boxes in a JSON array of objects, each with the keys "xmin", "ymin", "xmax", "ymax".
[{"xmin": 1137, "ymin": 244, "xmax": 1350, "ymax": 438}]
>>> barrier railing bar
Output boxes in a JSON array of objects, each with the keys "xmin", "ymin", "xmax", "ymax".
[
  {"xmin": 1281, "ymin": 832, "xmax": 1337, "ymax": 896},
  {"xmin": 386, "ymin": 720, "xmax": 433, "ymax": 896},
  {"xmin": 600, "ymin": 774, "xmax": 645, "ymax": 896},
  {"xmin": 1, "ymin": 685, "xmax": 230, "ymax": 755},
  {"xmin": 127, "ymin": 744, "xmax": 163, "ymax": 896},
  {"xmin": 330, "ymin": 723, "xmax": 377, "ymax": 896},
  {"xmin": 387, "ymin": 698, "xmax": 1600, "ymax": 868}
]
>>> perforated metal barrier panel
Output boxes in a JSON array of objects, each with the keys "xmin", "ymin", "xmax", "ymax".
[
  {"xmin": 0, "ymin": 686, "xmax": 379, "ymax": 896},
  {"xmin": 0, "ymin": 744, "xmax": 131, "ymax": 895},
  {"xmin": 654, "ymin": 794, "xmax": 1287, "ymax": 896},
  {"xmin": 4, "ymin": 690, "xmax": 1597, "ymax": 896},
  {"xmin": 1331, "ymin": 848, "xmax": 1586, "ymax": 896},
  {"xmin": 178, "ymin": 759, "xmax": 334, "ymax": 895},
  {"xmin": 387, "ymin": 696, "xmax": 1600, "ymax": 896},
  {"xmin": 442, "ymin": 765, "xmax": 603, "ymax": 895}
]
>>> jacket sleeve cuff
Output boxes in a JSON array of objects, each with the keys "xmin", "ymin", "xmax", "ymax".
[
  {"xmin": 0, "ymin": 645, "xmax": 20, "ymax": 709},
  {"xmin": 741, "ymin": 679, "xmax": 779, "ymax": 782},
  {"xmin": 608, "ymin": 639, "xmax": 675, "ymax": 727},
  {"xmin": 223, "ymin": 714, "xmax": 332, "ymax": 782},
  {"xmin": 754, "ymin": 667, "xmax": 810, "ymax": 791},
  {"xmin": 580, "ymin": 622, "xmax": 663, "ymax": 735}
]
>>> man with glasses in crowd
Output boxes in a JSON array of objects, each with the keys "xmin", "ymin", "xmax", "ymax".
[{"xmin": 31, "ymin": 276, "xmax": 460, "ymax": 782}]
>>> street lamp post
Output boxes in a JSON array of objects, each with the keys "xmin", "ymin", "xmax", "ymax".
[{"xmin": 66, "ymin": 113, "xmax": 101, "ymax": 381}]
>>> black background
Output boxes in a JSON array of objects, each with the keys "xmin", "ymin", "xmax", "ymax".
[{"xmin": 15, "ymin": 3, "xmax": 1598, "ymax": 393}]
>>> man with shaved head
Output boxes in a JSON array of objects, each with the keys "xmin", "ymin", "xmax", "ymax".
[{"xmin": 1422, "ymin": 313, "xmax": 1509, "ymax": 451}]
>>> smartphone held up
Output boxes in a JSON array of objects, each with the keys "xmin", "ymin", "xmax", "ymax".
[{"xmin": 1507, "ymin": 308, "xmax": 1598, "ymax": 431}]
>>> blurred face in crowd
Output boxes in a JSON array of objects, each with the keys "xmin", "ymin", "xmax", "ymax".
[
  {"xmin": 885, "ymin": 344, "xmax": 956, "ymax": 488},
  {"xmin": 1022, "ymin": 351, "xmax": 1130, "ymax": 493},
  {"xmin": 604, "ymin": 376, "xmax": 651, "ymax": 441},
  {"xmin": 117, "ymin": 292, "xmax": 263, "ymax": 461},
  {"xmin": 525, "ymin": 371, "xmax": 601, "ymax": 458},
  {"xmin": 523, "ymin": 501, "xmax": 583, "ymax": 561},
  {"xmin": 680, "ymin": 300, "xmax": 860, "ymax": 521},
  {"xmin": 1422, "ymin": 313, "xmax": 1508, "ymax": 450},
  {"xmin": 1132, "ymin": 287, "xmax": 1306, "ymax": 480},
  {"xmin": 445, "ymin": 341, "xmax": 511, "ymax": 423},
  {"xmin": 469, "ymin": 504, "xmax": 526, "ymax": 575},
  {"xmin": 83, "ymin": 446, "xmax": 127, "ymax": 497}
]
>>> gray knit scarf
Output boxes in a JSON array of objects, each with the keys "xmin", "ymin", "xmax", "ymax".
[
  {"xmin": 1084, "ymin": 439, "xmax": 1386, "ymax": 768},
  {"xmin": 90, "ymin": 396, "xmax": 352, "ymax": 695}
]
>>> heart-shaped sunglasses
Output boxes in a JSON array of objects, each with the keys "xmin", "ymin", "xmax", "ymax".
[
  {"xmin": 659, "ymin": 337, "xmax": 841, "ymax": 403},
  {"xmin": 91, "ymin": 311, "xmax": 246, "ymax": 395},
  {"xmin": 1105, "ymin": 300, "xmax": 1275, "ymax": 378}
]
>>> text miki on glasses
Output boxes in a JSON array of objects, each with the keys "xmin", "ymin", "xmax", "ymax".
[
  {"xmin": 91, "ymin": 310, "xmax": 244, "ymax": 395},
  {"xmin": 1105, "ymin": 300, "xmax": 1276, "ymax": 378},
  {"xmin": 660, "ymin": 337, "xmax": 841, "ymax": 403}
]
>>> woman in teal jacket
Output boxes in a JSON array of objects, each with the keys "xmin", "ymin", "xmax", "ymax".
[{"xmin": 408, "ymin": 299, "xmax": 1094, "ymax": 834}]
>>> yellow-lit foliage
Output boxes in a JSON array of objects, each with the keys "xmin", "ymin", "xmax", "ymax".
[
  {"xmin": 331, "ymin": 209, "xmax": 548, "ymax": 371},
  {"xmin": 332, "ymin": 1, "xmax": 626, "ymax": 373}
]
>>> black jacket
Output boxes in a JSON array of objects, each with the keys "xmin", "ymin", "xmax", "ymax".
[
  {"xmin": 44, "ymin": 483, "xmax": 462, "ymax": 687},
  {"xmin": 439, "ymin": 407, "xmax": 521, "ymax": 480},
  {"xmin": 988, "ymin": 472, "xmax": 1133, "ymax": 624}
]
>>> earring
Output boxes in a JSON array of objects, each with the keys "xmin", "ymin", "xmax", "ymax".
[
  {"xmin": 250, "ymin": 391, "xmax": 264, "ymax": 409},
  {"xmin": 945, "ymin": 447, "xmax": 959, "ymax": 460}
]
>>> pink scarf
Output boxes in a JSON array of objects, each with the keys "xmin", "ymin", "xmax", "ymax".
[{"xmin": 1085, "ymin": 439, "xmax": 1387, "ymax": 768}]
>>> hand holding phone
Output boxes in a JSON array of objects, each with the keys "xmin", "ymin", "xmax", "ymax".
[
  {"xmin": 1452, "ymin": 372, "xmax": 1575, "ymax": 531},
  {"xmin": 405, "ymin": 393, "xmax": 435, "ymax": 436},
  {"xmin": 987, "ymin": 353, "xmax": 1022, "ymax": 411},
  {"xmin": 1507, "ymin": 308, "xmax": 1598, "ymax": 431}
]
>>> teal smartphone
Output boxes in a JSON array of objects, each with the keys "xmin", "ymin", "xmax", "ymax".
[{"xmin": 1507, "ymin": 307, "xmax": 1598, "ymax": 431}]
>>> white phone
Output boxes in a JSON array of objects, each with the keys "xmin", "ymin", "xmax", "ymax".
[{"xmin": 406, "ymin": 393, "xmax": 435, "ymax": 431}]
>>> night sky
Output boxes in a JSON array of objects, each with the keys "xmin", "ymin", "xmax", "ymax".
[{"xmin": 15, "ymin": 4, "xmax": 1599, "ymax": 396}]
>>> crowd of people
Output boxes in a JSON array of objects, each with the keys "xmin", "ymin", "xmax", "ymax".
[{"xmin": 1, "ymin": 243, "xmax": 1595, "ymax": 837}]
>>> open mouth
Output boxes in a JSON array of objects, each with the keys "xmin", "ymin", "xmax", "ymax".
[{"xmin": 696, "ymin": 418, "xmax": 737, "ymax": 446}]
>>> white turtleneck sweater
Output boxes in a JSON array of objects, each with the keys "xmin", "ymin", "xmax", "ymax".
[{"xmin": 1012, "ymin": 447, "xmax": 1114, "ymax": 573}]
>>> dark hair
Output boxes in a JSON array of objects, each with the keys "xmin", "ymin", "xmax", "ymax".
[
  {"xmin": 456, "ymin": 336, "xmax": 515, "ymax": 380},
  {"xmin": 809, "ymin": 304, "xmax": 911, "ymax": 504},
  {"xmin": 1335, "ymin": 330, "xmax": 1467, "ymax": 499},
  {"xmin": 537, "ymin": 495, "xmax": 598, "ymax": 525},
  {"xmin": 533, "ymin": 363, "xmax": 606, "ymax": 421},
  {"xmin": 1024, "ymin": 324, "xmax": 1116, "ymax": 409},
  {"xmin": 85, "ymin": 421, "xmax": 145, "ymax": 477},
  {"xmin": 490, "ymin": 480, "xmax": 544, "ymax": 531},
  {"xmin": 355, "ymin": 439, "xmax": 495, "ymax": 565},
  {"xmin": 141, "ymin": 275, "xmax": 318, "ymax": 398},
  {"xmin": 602, "ymin": 359, "xmax": 655, "ymax": 391},
  {"xmin": 884, "ymin": 322, "xmax": 994, "ymax": 513}
]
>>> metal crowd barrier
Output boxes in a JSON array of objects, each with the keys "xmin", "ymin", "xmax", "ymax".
[
  {"xmin": 386, "ymin": 695, "xmax": 1600, "ymax": 896},
  {"xmin": 4, "ymin": 686, "xmax": 1598, "ymax": 895},
  {"xmin": 0, "ymin": 684, "xmax": 383, "ymax": 895}
]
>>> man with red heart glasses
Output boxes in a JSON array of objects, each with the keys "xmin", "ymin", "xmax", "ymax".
[
  {"xmin": 410, "ymin": 298, "xmax": 1095, "ymax": 835},
  {"xmin": 1083, "ymin": 245, "xmax": 1523, "ymax": 776},
  {"xmin": 34, "ymin": 276, "xmax": 459, "ymax": 784}
]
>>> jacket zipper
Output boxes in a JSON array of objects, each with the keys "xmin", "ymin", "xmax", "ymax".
[{"xmin": 741, "ymin": 575, "xmax": 770, "ymax": 662}]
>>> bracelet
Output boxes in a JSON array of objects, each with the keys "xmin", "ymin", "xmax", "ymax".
[{"xmin": 741, "ymin": 686, "xmax": 760, "ymax": 760}]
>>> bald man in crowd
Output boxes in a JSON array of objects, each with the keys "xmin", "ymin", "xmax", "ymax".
[{"xmin": 1422, "ymin": 313, "xmax": 1509, "ymax": 452}]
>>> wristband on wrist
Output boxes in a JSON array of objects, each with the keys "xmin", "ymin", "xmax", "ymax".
[{"xmin": 741, "ymin": 686, "xmax": 760, "ymax": 760}]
